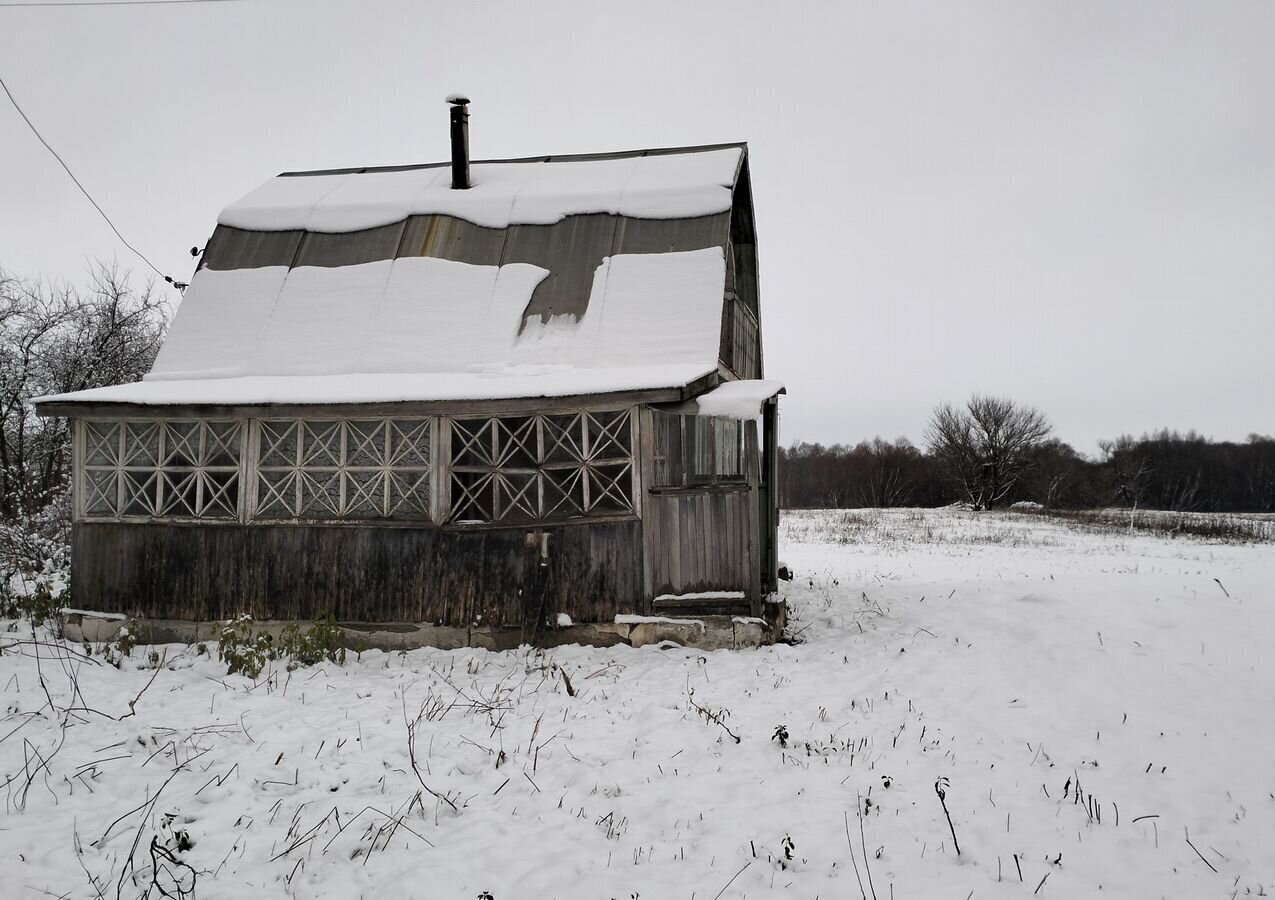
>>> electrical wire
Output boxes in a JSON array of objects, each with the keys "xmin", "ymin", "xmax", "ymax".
[
  {"xmin": 0, "ymin": 70, "xmax": 175, "ymax": 284},
  {"xmin": 0, "ymin": 0, "xmax": 254, "ymax": 8}
]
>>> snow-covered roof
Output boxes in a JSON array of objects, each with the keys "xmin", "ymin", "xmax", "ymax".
[
  {"xmin": 37, "ymin": 144, "xmax": 757, "ymax": 409},
  {"xmin": 220, "ymin": 147, "xmax": 743, "ymax": 232},
  {"xmin": 39, "ymin": 250, "xmax": 726, "ymax": 406}
]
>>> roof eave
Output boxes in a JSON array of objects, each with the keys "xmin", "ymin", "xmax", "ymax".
[{"xmin": 34, "ymin": 375, "xmax": 723, "ymax": 420}]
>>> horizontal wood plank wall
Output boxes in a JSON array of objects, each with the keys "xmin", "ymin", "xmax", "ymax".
[
  {"xmin": 647, "ymin": 487, "xmax": 753, "ymax": 599},
  {"xmin": 72, "ymin": 521, "xmax": 641, "ymax": 627}
]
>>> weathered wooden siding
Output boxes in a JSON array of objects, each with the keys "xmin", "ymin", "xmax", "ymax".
[
  {"xmin": 719, "ymin": 297, "xmax": 761, "ymax": 380},
  {"xmin": 646, "ymin": 486, "xmax": 756, "ymax": 602},
  {"xmin": 72, "ymin": 520, "xmax": 642, "ymax": 628}
]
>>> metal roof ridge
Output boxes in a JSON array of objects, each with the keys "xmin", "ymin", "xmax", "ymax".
[{"xmin": 276, "ymin": 141, "xmax": 749, "ymax": 179}]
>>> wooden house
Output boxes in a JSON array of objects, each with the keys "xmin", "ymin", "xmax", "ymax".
[{"xmin": 36, "ymin": 101, "xmax": 783, "ymax": 648}]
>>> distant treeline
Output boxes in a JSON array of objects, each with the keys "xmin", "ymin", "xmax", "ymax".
[{"xmin": 779, "ymin": 431, "xmax": 1275, "ymax": 512}]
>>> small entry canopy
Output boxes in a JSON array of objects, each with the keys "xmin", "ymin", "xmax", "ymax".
[{"xmin": 656, "ymin": 379, "xmax": 785, "ymax": 419}]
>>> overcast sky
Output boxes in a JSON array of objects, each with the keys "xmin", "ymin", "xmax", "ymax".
[{"xmin": 2, "ymin": 0, "xmax": 1271, "ymax": 454}]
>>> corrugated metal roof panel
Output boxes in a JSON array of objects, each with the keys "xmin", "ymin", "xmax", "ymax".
[
  {"xmin": 612, "ymin": 213, "xmax": 729, "ymax": 256},
  {"xmin": 294, "ymin": 222, "xmax": 407, "ymax": 269},
  {"xmin": 398, "ymin": 215, "xmax": 506, "ymax": 266},
  {"xmin": 201, "ymin": 226, "xmax": 303, "ymax": 271},
  {"xmin": 503, "ymin": 214, "xmax": 619, "ymax": 321}
]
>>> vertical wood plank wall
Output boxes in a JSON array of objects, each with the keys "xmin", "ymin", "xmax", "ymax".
[
  {"xmin": 645, "ymin": 488, "xmax": 757, "ymax": 605},
  {"xmin": 68, "ymin": 402, "xmax": 771, "ymax": 626},
  {"xmin": 72, "ymin": 520, "xmax": 642, "ymax": 626}
]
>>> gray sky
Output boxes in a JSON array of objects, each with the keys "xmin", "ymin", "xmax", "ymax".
[{"xmin": 2, "ymin": 0, "xmax": 1271, "ymax": 455}]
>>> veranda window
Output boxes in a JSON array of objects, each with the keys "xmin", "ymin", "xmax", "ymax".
[
  {"xmin": 255, "ymin": 419, "xmax": 432, "ymax": 520},
  {"xmin": 77, "ymin": 410, "xmax": 634, "ymax": 525},
  {"xmin": 652, "ymin": 412, "xmax": 744, "ymax": 487},
  {"xmin": 81, "ymin": 419, "xmax": 242, "ymax": 519},
  {"xmin": 449, "ymin": 410, "xmax": 634, "ymax": 524}
]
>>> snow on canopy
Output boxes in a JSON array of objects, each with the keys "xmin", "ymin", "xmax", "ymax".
[
  {"xmin": 219, "ymin": 147, "xmax": 743, "ymax": 233},
  {"xmin": 691, "ymin": 379, "xmax": 785, "ymax": 419},
  {"xmin": 36, "ymin": 248, "xmax": 727, "ymax": 406}
]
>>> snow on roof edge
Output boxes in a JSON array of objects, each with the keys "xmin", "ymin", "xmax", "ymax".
[
  {"xmin": 218, "ymin": 146, "xmax": 745, "ymax": 233},
  {"xmin": 33, "ymin": 365, "xmax": 720, "ymax": 409}
]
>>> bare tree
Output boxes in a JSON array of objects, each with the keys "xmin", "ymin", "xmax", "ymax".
[
  {"xmin": 1098, "ymin": 436, "xmax": 1151, "ymax": 510},
  {"xmin": 1, "ymin": 263, "xmax": 168, "ymax": 518},
  {"xmin": 925, "ymin": 395, "xmax": 1052, "ymax": 510}
]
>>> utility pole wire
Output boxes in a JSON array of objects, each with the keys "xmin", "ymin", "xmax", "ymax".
[{"xmin": 0, "ymin": 70, "xmax": 173, "ymax": 284}]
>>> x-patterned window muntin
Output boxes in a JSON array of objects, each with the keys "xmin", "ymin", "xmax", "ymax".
[
  {"xmin": 255, "ymin": 418, "xmax": 433, "ymax": 520},
  {"xmin": 81, "ymin": 419, "xmax": 242, "ymax": 520},
  {"xmin": 77, "ymin": 409, "xmax": 636, "ymax": 526},
  {"xmin": 449, "ymin": 410, "xmax": 634, "ymax": 524}
]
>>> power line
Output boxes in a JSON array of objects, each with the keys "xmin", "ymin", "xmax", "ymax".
[
  {"xmin": 0, "ymin": 0, "xmax": 254, "ymax": 8},
  {"xmin": 0, "ymin": 71, "xmax": 180, "ymax": 286}
]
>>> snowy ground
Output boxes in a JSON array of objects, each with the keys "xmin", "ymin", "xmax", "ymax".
[{"xmin": 2, "ymin": 508, "xmax": 1272, "ymax": 899}]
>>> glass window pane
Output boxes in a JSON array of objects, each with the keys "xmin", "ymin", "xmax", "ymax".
[
  {"xmin": 299, "ymin": 468, "xmax": 342, "ymax": 517},
  {"xmin": 495, "ymin": 417, "xmax": 536, "ymax": 469},
  {"xmin": 302, "ymin": 421, "xmax": 342, "ymax": 467},
  {"xmin": 587, "ymin": 410, "xmax": 630, "ymax": 460},
  {"xmin": 257, "ymin": 470, "xmax": 297, "ymax": 517},
  {"xmin": 85, "ymin": 421, "xmax": 120, "ymax": 466},
  {"xmin": 652, "ymin": 411, "xmax": 682, "ymax": 486},
  {"xmin": 389, "ymin": 419, "xmax": 431, "ymax": 467},
  {"xmin": 123, "ymin": 470, "xmax": 158, "ymax": 516},
  {"xmin": 163, "ymin": 422, "xmax": 199, "ymax": 467},
  {"xmin": 159, "ymin": 470, "xmax": 199, "ymax": 517},
  {"xmin": 259, "ymin": 421, "xmax": 299, "ymax": 467},
  {"xmin": 715, "ymin": 418, "xmax": 741, "ymax": 477},
  {"xmin": 200, "ymin": 470, "xmax": 239, "ymax": 518},
  {"xmin": 686, "ymin": 417, "xmax": 714, "ymax": 481},
  {"xmin": 203, "ymin": 421, "xmax": 241, "ymax": 467},
  {"xmin": 344, "ymin": 470, "xmax": 385, "ymax": 517},
  {"xmin": 451, "ymin": 470, "xmax": 495, "ymax": 522},
  {"xmin": 587, "ymin": 462, "xmax": 633, "ymax": 514},
  {"xmin": 543, "ymin": 467, "xmax": 586, "ymax": 517},
  {"xmin": 542, "ymin": 414, "xmax": 584, "ymax": 464},
  {"xmin": 83, "ymin": 469, "xmax": 118, "ymax": 516},
  {"xmin": 346, "ymin": 420, "xmax": 386, "ymax": 468},
  {"xmin": 495, "ymin": 471, "xmax": 538, "ymax": 522},
  {"xmin": 388, "ymin": 470, "xmax": 431, "ymax": 517},
  {"xmin": 125, "ymin": 422, "xmax": 161, "ymax": 466},
  {"xmin": 451, "ymin": 419, "xmax": 494, "ymax": 467}
]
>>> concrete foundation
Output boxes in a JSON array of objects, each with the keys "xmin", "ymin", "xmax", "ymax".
[{"xmin": 61, "ymin": 602, "xmax": 787, "ymax": 653}]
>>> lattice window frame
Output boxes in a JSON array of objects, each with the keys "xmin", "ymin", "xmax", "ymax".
[
  {"xmin": 75, "ymin": 407, "xmax": 638, "ymax": 526},
  {"xmin": 78, "ymin": 418, "xmax": 244, "ymax": 521},
  {"xmin": 252, "ymin": 418, "xmax": 434, "ymax": 522},
  {"xmin": 447, "ymin": 409, "xmax": 636, "ymax": 525}
]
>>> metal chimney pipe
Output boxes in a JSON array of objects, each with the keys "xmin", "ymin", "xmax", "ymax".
[{"xmin": 447, "ymin": 95, "xmax": 470, "ymax": 190}]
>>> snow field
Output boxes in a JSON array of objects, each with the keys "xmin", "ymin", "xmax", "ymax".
[{"xmin": 1, "ymin": 508, "xmax": 1272, "ymax": 898}]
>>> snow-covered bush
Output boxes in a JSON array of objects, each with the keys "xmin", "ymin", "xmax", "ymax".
[
  {"xmin": 217, "ymin": 616, "xmax": 278, "ymax": 677},
  {"xmin": 278, "ymin": 613, "xmax": 347, "ymax": 669},
  {"xmin": 1, "ymin": 488, "xmax": 71, "ymax": 631},
  {"xmin": 217, "ymin": 613, "xmax": 347, "ymax": 677}
]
